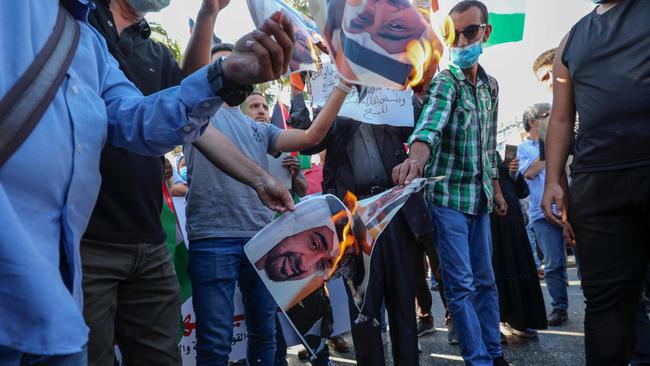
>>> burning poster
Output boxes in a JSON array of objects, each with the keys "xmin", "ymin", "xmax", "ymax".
[
  {"xmin": 308, "ymin": 0, "xmax": 444, "ymax": 90},
  {"xmin": 246, "ymin": 0, "xmax": 324, "ymax": 74},
  {"xmin": 244, "ymin": 177, "xmax": 442, "ymax": 357}
]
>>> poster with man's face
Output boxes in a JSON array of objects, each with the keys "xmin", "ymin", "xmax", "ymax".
[
  {"xmin": 309, "ymin": 0, "xmax": 444, "ymax": 90},
  {"xmin": 244, "ymin": 177, "xmax": 442, "ymax": 357},
  {"xmin": 247, "ymin": 0, "xmax": 323, "ymax": 74}
]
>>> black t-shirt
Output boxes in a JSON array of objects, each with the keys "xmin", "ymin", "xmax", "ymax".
[
  {"xmin": 562, "ymin": 0, "xmax": 650, "ymax": 173},
  {"xmin": 84, "ymin": 0, "xmax": 183, "ymax": 243}
]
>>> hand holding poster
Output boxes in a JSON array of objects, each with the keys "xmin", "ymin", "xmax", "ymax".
[
  {"xmin": 308, "ymin": 0, "xmax": 444, "ymax": 90},
  {"xmin": 244, "ymin": 177, "xmax": 443, "ymax": 357},
  {"xmin": 247, "ymin": 0, "xmax": 323, "ymax": 74},
  {"xmin": 309, "ymin": 62, "xmax": 415, "ymax": 127}
]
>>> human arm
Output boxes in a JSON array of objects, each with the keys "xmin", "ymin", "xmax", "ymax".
[
  {"xmin": 282, "ymin": 155, "xmax": 308, "ymax": 197},
  {"xmin": 193, "ymin": 125, "xmax": 294, "ymax": 212},
  {"xmin": 487, "ymin": 88, "xmax": 506, "ymax": 215},
  {"xmin": 274, "ymin": 81, "xmax": 351, "ymax": 152},
  {"xmin": 541, "ymin": 34, "xmax": 577, "ymax": 226},
  {"xmin": 392, "ymin": 72, "xmax": 456, "ymax": 185},
  {"xmin": 493, "ymin": 179, "xmax": 508, "ymax": 216},
  {"xmin": 181, "ymin": 0, "xmax": 231, "ymax": 77},
  {"xmin": 102, "ymin": 11, "xmax": 296, "ymax": 156},
  {"xmin": 523, "ymin": 158, "xmax": 545, "ymax": 180}
]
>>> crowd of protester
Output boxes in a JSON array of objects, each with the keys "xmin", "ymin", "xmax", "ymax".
[{"xmin": 1, "ymin": 0, "xmax": 649, "ymax": 366}]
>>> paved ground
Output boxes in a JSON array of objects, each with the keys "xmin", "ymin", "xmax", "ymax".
[{"xmin": 286, "ymin": 268, "xmax": 586, "ymax": 366}]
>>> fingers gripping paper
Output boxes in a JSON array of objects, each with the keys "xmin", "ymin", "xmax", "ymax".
[
  {"xmin": 247, "ymin": 0, "xmax": 324, "ymax": 75},
  {"xmin": 308, "ymin": 0, "xmax": 444, "ymax": 90},
  {"xmin": 244, "ymin": 177, "xmax": 443, "ymax": 357}
]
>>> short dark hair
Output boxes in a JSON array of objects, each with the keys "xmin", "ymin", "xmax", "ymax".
[
  {"xmin": 211, "ymin": 43, "xmax": 234, "ymax": 56},
  {"xmin": 449, "ymin": 0, "xmax": 489, "ymax": 24},
  {"xmin": 533, "ymin": 48, "xmax": 557, "ymax": 74}
]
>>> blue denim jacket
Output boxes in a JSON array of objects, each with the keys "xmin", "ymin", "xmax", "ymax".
[{"xmin": 0, "ymin": 0, "xmax": 222, "ymax": 354}]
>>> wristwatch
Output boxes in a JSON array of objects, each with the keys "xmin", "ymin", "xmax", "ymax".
[{"xmin": 207, "ymin": 56, "xmax": 253, "ymax": 106}]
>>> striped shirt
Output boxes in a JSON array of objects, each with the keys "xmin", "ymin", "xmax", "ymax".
[{"xmin": 408, "ymin": 64, "xmax": 499, "ymax": 215}]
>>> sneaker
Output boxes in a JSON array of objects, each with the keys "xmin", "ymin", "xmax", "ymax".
[
  {"xmin": 502, "ymin": 323, "xmax": 538, "ymax": 339},
  {"xmin": 328, "ymin": 335, "xmax": 350, "ymax": 353},
  {"xmin": 493, "ymin": 356, "xmax": 512, "ymax": 366},
  {"xmin": 417, "ymin": 315, "xmax": 436, "ymax": 336},
  {"xmin": 447, "ymin": 320, "xmax": 459, "ymax": 345},
  {"xmin": 548, "ymin": 309, "xmax": 569, "ymax": 326}
]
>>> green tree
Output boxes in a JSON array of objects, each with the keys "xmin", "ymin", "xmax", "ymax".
[{"xmin": 149, "ymin": 22, "xmax": 183, "ymax": 63}]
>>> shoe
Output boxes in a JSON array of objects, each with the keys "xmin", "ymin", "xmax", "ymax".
[
  {"xmin": 502, "ymin": 323, "xmax": 538, "ymax": 339},
  {"xmin": 493, "ymin": 356, "xmax": 512, "ymax": 366},
  {"xmin": 298, "ymin": 349, "xmax": 309, "ymax": 360},
  {"xmin": 328, "ymin": 335, "xmax": 350, "ymax": 353},
  {"xmin": 500, "ymin": 331, "xmax": 508, "ymax": 345},
  {"xmin": 447, "ymin": 320, "xmax": 459, "ymax": 345},
  {"xmin": 548, "ymin": 309, "xmax": 569, "ymax": 326},
  {"xmin": 417, "ymin": 315, "xmax": 436, "ymax": 336},
  {"xmin": 538, "ymin": 269, "xmax": 545, "ymax": 280}
]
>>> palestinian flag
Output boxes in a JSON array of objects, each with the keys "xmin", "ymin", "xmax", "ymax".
[
  {"xmin": 438, "ymin": 0, "xmax": 526, "ymax": 47},
  {"xmin": 483, "ymin": 0, "xmax": 526, "ymax": 47},
  {"xmin": 161, "ymin": 183, "xmax": 192, "ymax": 341}
]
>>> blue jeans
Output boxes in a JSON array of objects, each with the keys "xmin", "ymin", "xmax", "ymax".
[
  {"xmin": 431, "ymin": 204, "xmax": 501, "ymax": 366},
  {"xmin": 188, "ymin": 238, "xmax": 277, "ymax": 366},
  {"xmin": 0, "ymin": 345, "xmax": 87, "ymax": 366},
  {"xmin": 532, "ymin": 218, "xmax": 569, "ymax": 311},
  {"xmin": 526, "ymin": 221, "xmax": 542, "ymax": 269}
]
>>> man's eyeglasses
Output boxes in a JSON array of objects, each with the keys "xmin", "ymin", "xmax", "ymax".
[{"xmin": 447, "ymin": 24, "xmax": 487, "ymax": 45}]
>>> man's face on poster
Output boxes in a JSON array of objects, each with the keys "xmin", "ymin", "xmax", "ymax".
[
  {"xmin": 256, "ymin": 225, "xmax": 337, "ymax": 282},
  {"xmin": 291, "ymin": 29, "xmax": 314, "ymax": 70},
  {"xmin": 346, "ymin": 0, "xmax": 427, "ymax": 54}
]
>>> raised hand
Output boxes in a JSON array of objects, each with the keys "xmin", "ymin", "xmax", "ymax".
[
  {"xmin": 200, "ymin": 0, "xmax": 231, "ymax": 15},
  {"xmin": 221, "ymin": 11, "xmax": 295, "ymax": 86}
]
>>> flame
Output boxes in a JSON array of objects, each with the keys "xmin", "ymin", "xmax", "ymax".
[
  {"xmin": 406, "ymin": 38, "xmax": 443, "ymax": 88},
  {"xmin": 442, "ymin": 15, "xmax": 456, "ymax": 46},
  {"xmin": 326, "ymin": 192, "xmax": 359, "ymax": 279}
]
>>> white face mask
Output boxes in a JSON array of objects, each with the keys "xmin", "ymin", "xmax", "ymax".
[{"xmin": 126, "ymin": 0, "xmax": 170, "ymax": 15}]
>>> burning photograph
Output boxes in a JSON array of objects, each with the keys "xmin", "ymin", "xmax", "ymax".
[
  {"xmin": 247, "ymin": 0, "xmax": 323, "ymax": 74},
  {"xmin": 309, "ymin": 0, "xmax": 444, "ymax": 90},
  {"xmin": 244, "ymin": 178, "xmax": 439, "ymax": 357}
]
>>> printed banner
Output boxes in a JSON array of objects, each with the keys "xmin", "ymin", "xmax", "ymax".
[
  {"xmin": 309, "ymin": 62, "xmax": 415, "ymax": 127},
  {"xmin": 308, "ymin": 0, "xmax": 444, "ymax": 90},
  {"xmin": 244, "ymin": 177, "xmax": 442, "ymax": 357},
  {"xmin": 247, "ymin": 0, "xmax": 323, "ymax": 74}
]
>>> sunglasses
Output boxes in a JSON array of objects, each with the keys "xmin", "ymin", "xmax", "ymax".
[{"xmin": 449, "ymin": 24, "xmax": 487, "ymax": 45}]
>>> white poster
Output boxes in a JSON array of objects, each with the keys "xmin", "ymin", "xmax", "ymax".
[{"xmin": 310, "ymin": 63, "xmax": 415, "ymax": 127}]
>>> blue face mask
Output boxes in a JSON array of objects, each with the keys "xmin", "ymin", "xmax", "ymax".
[
  {"xmin": 179, "ymin": 167, "xmax": 187, "ymax": 182},
  {"xmin": 127, "ymin": 0, "xmax": 170, "ymax": 14},
  {"xmin": 450, "ymin": 41, "xmax": 484, "ymax": 70}
]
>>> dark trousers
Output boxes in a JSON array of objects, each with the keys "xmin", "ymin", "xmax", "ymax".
[
  {"xmin": 569, "ymin": 166, "xmax": 650, "ymax": 365},
  {"xmin": 81, "ymin": 239, "xmax": 181, "ymax": 366},
  {"xmin": 415, "ymin": 234, "xmax": 447, "ymax": 318},
  {"xmin": 348, "ymin": 213, "xmax": 419, "ymax": 366}
]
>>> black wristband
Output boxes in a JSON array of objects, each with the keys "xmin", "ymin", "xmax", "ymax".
[{"xmin": 207, "ymin": 57, "xmax": 254, "ymax": 106}]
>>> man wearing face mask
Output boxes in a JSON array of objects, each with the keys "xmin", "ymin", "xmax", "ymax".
[
  {"xmin": 81, "ymin": 1, "xmax": 231, "ymax": 365},
  {"xmin": 542, "ymin": 0, "xmax": 650, "ymax": 364},
  {"xmin": 393, "ymin": 1, "xmax": 509, "ymax": 365}
]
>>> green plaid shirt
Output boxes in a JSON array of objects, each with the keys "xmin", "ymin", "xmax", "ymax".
[{"xmin": 408, "ymin": 64, "xmax": 499, "ymax": 215}]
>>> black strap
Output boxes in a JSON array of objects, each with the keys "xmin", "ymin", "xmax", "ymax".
[{"xmin": 0, "ymin": 6, "xmax": 80, "ymax": 167}]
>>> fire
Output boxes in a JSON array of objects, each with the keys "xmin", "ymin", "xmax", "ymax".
[
  {"xmin": 442, "ymin": 15, "xmax": 456, "ymax": 46},
  {"xmin": 326, "ymin": 191, "xmax": 359, "ymax": 279}
]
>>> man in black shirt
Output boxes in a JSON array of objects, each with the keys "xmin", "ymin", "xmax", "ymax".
[
  {"xmin": 543, "ymin": 0, "xmax": 650, "ymax": 364},
  {"xmin": 82, "ymin": 1, "xmax": 233, "ymax": 365},
  {"xmin": 292, "ymin": 94, "xmax": 433, "ymax": 366}
]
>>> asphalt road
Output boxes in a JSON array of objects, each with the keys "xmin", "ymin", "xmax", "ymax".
[{"xmin": 286, "ymin": 268, "xmax": 587, "ymax": 366}]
